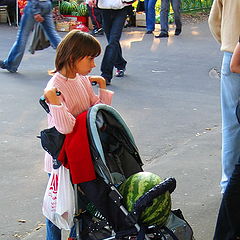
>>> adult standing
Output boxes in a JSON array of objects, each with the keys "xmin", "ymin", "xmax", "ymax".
[
  {"xmin": 155, "ymin": 0, "xmax": 182, "ymax": 38},
  {"xmin": 208, "ymin": 0, "xmax": 240, "ymax": 194},
  {"xmin": 209, "ymin": 1, "xmax": 240, "ymax": 238},
  {"xmin": 88, "ymin": 0, "xmax": 131, "ymax": 85},
  {"xmin": 144, "ymin": 0, "xmax": 157, "ymax": 34},
  {"xmin": 0, "ymin": 0, "xmax": 61, "ymax": 73}
]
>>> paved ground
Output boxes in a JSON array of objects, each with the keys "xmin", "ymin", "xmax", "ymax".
[{"xmin": 0, "ymin": 20, "xmax": 223, "ymax": 240}]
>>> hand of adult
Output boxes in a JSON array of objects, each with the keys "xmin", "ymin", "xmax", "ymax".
[
  {"xmin": 88, "ymin": 0, "xmax": 97, "ymax": 7},
  {"xmin": 34, "ymin": 14, "xmax": 44, "ymax": 22}
]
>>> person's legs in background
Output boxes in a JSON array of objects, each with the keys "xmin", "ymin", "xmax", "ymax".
[
  {"xmin": 41, "ymin": 12, "xmax": 61, "ymax": 49},
  {"xmin": 39, "ymin": 1, "xmax": 61, "ymax": 49},
  {"xmin": 220, "ymin": 52, "xmax": 240, "ymax": 193},
  {"xmin": 87, "ymin": 4, "xmax": 103, "ymax": 36},
  {"xmin": 0, "ymin": 2, "xmax": 35, "ymax": 72},
  {"xmin": 155, "ymin": 0, "xmax": 169, "ymax": 38},
  {"xmin": 144, "ymin": 0, "xmax": 157, "ymax": 34},
  {"xmin": 100, "ymin": 8, "xmax": 128, "ymax": 84},
  {"xmin": 171, "ymin": 0, "xmax": 182, "ymax": 35}
]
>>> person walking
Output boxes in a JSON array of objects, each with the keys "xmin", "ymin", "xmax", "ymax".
[
  {"xmin": 144, "ymin": 0, "xmax": 157, "ymax": 34},
  {"xmin": 43, "ymin": 30, "xmax": 113, "ymax": 240},
  {"xmin": 86, "ymin": 0, "xmax": 104, "ymax": 36},
  {"xmin": 0, "ymin": 0, "xmax": 61, "ymax": 73},
  {"xmin": 208, "ymin": 0, "xmax": 240, "ymax": 194},
  {"xmin": 155, "ymin": 0, "xmax": 182, "ymax": 38},
  {"xmin": 88, "ymin": 0, "xmax": 131, "ymax": 85}
]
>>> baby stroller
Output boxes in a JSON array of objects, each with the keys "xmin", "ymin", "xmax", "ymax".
[{"xmin": 39, "ymin": 100, "xmax": 194, "ymax": 240}]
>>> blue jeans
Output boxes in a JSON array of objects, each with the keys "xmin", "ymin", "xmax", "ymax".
[
  {"xmin": 1, "ymin": 1, "xmax": 61, "ymax": 72},
  {"xmin": 160, "ymin": 0, "xmax": 182, "ymax": 33},
  {"xmin": 144, "ymin": 0, "xmax": 157, "ymax": 31},
  {"xmin": 220, "ymin": 52, "xmax": 240, "ymax": 193},
  {"xmin": 100, "ymin": 7, "xmax": 128, "ymax": 81},
  {"xmin": 46, "ymin": 174, "xmax": 76, "ymax": 240}
]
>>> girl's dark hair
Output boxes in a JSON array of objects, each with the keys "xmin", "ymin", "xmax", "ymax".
[{"xmin": 54, "ymin": 30, "xmax": 101, "ymax": 73}]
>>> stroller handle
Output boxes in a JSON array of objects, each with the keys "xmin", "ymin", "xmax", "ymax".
[
  {"xmin": 132, "ymin": 177, "xmax": 176, "ymax": 218},
  {"xmin": 39, "ymin": 91, "xmax": 61, "ymax": 114}
]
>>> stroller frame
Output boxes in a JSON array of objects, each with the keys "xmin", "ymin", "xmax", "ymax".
[
  {"xmin": 73, "ymin": 104, "xmax": 176, "ymax": 240},
  {"xmin": 39, "ymin": 100, "xmax": 177, "ymax": 240}
]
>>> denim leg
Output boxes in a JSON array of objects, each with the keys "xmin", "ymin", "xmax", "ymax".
[
  {"xmin": 144, "ymin": 0, "xmax": 157, "ymax": 31},
  {"xmin": 171, "ymin": 0, "xmax": 182, "ymax": 30},
  {"xmin": 2, "ymin": 3, "xmax": 35, "ymax": 72},
  {"xmin": 41, "ymin": 12, "xmax": 61, "ymax": 49},
  {"xmin": 160, "ymin": 0, "xmax": 170, "ymax": 33},
  {"xmin": 220, "ymin": 52, "xmax": 240, "ymax": 193},
  {"xmin": 46, "ymin": 218, "xmax": 61, "ymax": 240},
  {"xmin": 101, "ymin": 8, "xmax": 127, "ymax": 80}
]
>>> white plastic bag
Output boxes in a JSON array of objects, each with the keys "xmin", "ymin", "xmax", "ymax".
[{"xmin": 42, "ymin": 166, "xmax": 75, "ymax": 230}]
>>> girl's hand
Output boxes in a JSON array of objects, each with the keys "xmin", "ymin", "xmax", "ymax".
[
  {"xmin": 44, "ymin": 88, "xmax": 61, "ymax": 106},
  {"xmin": 89, "ymin": 76, "xmax": 106, "ymax": 89}
]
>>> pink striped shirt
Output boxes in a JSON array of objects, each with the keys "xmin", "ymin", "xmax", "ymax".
[{"xmin": 44, "ymin": 72, "xmax": 114, "ymax": 173}]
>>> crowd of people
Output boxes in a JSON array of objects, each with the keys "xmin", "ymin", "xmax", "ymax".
[{"xmin": 1, "ymin": 0, "xmax": 240, "ymax": 239}]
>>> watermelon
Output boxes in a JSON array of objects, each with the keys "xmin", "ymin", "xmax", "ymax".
[
  {"xmin": 118, "ymin": 172, "xmax": 171, "ymax": 227},
  {"xmin": 60, "ymin": 1, "xmax": 72, "ymax": 15},
  {"xmin": 78, "ymin": 3, "xmax": 88, "ymax": 16}
]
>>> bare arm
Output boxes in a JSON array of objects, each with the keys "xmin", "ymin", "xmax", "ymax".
[{"xmin": 230, "ymin": 42, "xmax": 240, "ymax": 73}]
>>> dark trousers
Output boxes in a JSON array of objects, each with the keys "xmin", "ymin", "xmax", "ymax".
[
  {"xmin": 100, "ymin": 7, "xmax": 129, "ymax": 81},
  {"xmin": 87, "ymin": 4, "xmax": 102, "ymax": 30},
  {"xmin": 214, "ymin": 164, "xmax": 240, "ymax": 240}
]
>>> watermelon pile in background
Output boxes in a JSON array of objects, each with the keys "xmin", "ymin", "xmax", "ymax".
[
  {"xmin": 60, "ymin": 1, "xmax": 88, "ymax": 16},
  {"xmin": 119, "ymin": 172, "xmax": 171, "ymax": 227}
]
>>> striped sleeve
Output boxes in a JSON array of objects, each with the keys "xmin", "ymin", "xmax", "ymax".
[{"xmin": 49, "ymin": 104, "xmax": 76, "ymax": 134}]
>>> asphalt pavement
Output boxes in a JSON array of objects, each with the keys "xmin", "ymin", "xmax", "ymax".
[{"xmin": 0, "ymin": 20, "xmax": 223, "ymax": 240}]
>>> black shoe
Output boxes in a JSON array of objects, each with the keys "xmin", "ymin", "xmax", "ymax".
[
  {"xmin": 106, "ymin": 79, "xmax": 111, "ymax": 85},
  {"xmin": 155, "ymin": 32, "xmax": 169, "ymax": 38},
  {"xmin": 175, "ymin": 28, "xmax": 182, "ymax": 36},
  {"xmin": 115, "ymin": 69, "xmax": 125, "ymax": 77},
  {"xmin": 146, "ymin": 30, "xmax": 153, "ymax": 34}
]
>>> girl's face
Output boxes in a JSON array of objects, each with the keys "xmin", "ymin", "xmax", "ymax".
[{"xmin": 74, "ymin": 56, "xmax": 96, "ymax": 76}]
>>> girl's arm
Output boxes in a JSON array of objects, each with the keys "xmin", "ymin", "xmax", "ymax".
[
  {"xmin": 84, "ymin": 76, "xmax": 114, "ymax": 106},
  {"xmin": 89, "ymin": 76, "xmax": 106, "ymax": 89},
  {"xmin": 44, "ymin": 88, "xmax": 76, "ymax": 134},
  {"xmin": 230, "ymin": 42, "xmax": 240, "ymax": 73}
]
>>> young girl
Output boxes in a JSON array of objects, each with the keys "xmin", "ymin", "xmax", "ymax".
[{"xmin": 43, "ymin": 30, "xmax": 114, "ymax": 240}]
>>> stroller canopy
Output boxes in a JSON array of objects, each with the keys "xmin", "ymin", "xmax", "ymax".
[{"xmin": 87, "ymin": 104, "xmax": 143, "ymax": 185}]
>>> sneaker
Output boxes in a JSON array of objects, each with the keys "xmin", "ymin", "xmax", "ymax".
[
  {"xmin": 92, "ymin": 28, "xmax": 104, "ymax": 36},
  {"xmin": 106, "ymin": 78, "xmax": 111, "ymax": 85},
  {"xmin": 115, "ymin": 69, "xmax": 125, "ymax": 77},
  {"xmin": 146, "ymin": 30, "xmax": 153, "ymax": 34},
  {"xmin": 0, "ymin": 60, "xmax": 16, "ymax": 73},
  {"xmin": 155, "ymin": 32, "xmax": 169, "ymax": 38},
  {"xmin": 96, "ymin": 28, "xmax": 104, "ymax": 35},
  {"xmin": 175, "ymin": 28, "xmax": 182, "ymax": 36}
]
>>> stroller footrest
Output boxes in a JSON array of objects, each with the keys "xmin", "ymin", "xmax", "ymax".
[{"xmin": 115, "ymin": 227, "xmax": 138, "ymax": 238}]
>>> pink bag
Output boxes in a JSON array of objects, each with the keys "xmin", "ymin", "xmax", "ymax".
[{"xmin": 42, "ymin": 166, "xmax": 75, "ymax": 230}]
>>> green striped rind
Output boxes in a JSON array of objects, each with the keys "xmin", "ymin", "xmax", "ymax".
[{"xmin": 119, "ymin": 172, "xmax": 171, "ymax": 227}]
